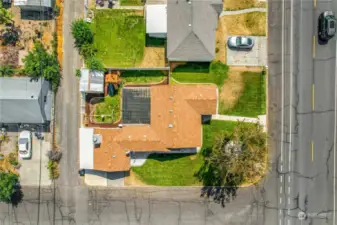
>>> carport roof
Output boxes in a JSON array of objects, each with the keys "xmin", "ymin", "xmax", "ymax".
[{"xmin": 80, "ymin": 84, "xmax": 218, "ymax": 172}]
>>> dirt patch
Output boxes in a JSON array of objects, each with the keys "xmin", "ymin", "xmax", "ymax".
[
  {"xmin": 222, "ymin": 12, "xmax": 267, "ymax": 36},
  {"xmin": 124, "ymin": 170, "xmax": 149, "ymax": 186},
  {"xmin": 220, "ymin": 69, "xmax": 244, "ymax": 111},
  {"xmin": 224, "ymin": 0, "xmax": 266, "ymax": 11},
  {"xmin": 215, "ymin": 15, "xmax": 228, "ymax": 64},
  {"xmin": 138, "ymin": 47, "xmax": 166, "ymax": 68}
]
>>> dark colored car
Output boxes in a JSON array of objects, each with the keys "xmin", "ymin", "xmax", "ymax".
[
  {"xmin": 227, "ymin": 36, "xmax": 254, "ymax": 50},
  {"xmin": 318, "ymin": 11, "xmax": 336, "ymax": 42}
]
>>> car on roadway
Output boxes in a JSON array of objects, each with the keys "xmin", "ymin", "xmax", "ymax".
[
  {"xmin": 227, "ymin": 36, "xmax": 254, "ymax": 50},
  {"xmin": 18, "ymin": 131, "xmax": 32, "ymax": 159},
  {"xmin": 318, "ymin": 11, "xmax": 336, "ymax": 42}
]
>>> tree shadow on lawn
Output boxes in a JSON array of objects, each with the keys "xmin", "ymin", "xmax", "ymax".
[{"xmin": 195, "ymin": 147, "xmax": 241, "ymax": 208}]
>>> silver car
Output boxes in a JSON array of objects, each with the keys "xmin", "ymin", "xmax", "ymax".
[{"xmin": 227, "ymin": 36, "xmax": 254, "ymax": 50}]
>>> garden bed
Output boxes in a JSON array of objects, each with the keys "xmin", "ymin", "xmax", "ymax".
[
  {"xmin": 120, "ymin": 70, "xmax": 166, "ymax": 84},
  {"xmin": 92, "ymin": 9, "xmax": 145, "ymax": 67},
  {"xmin": 92, "ymin": 94, "xmax": 121, "ymax": 123}
]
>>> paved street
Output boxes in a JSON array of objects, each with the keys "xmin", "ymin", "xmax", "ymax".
[{"xmin": 268, "ymin": 0, "xmax": 337, "ymax": 224}]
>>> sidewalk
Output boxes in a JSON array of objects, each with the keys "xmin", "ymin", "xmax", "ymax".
[
  {"xmin": 220, "ymin": 7, "xmax": 267, "ymax": 17},
  {"xmin": 212, "ymin": 114, "xmax": 267, "ymax": 132}
]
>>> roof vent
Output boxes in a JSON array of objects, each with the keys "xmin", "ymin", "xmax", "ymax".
[
  {"xmin": 188, "ymin": 24, "xmax": 191, "ymax": 27},
  {"xmin": 118, "ymin": 124, "xmax": 123, "ymax": 128},
  {"xmin": 168, "ymin": 124, "xmax": 173, "ymax": 128},
  {"xmin": 170, "ymin": 96, "xmax": 173, "ymax": 100},
  {"xmin": 169, "ymin": 109, "xmax": 173, "ymax": 113},
  {"xmin": 31, "ymin": 95, "xmax": 34, "ymax": 98},
  {"xmin": 93, "ymin": 134, "xmax": 102, "ymax": 145},
  {"xmin": 188, "ymin": 0, "xmax": 191, "ymax": 4},
  {"xmin": 128, "ymin": 135, "xmax": 132, "ymax": 139},
  {"xmin": 112, "ymin": 155, "xmax": 116, "ymax": 158}
]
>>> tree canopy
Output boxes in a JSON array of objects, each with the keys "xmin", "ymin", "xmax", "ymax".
[
  {"xmin": 23, "ymin": 41, "xmax": 61, "ymax": 91},
  {"xmin": 197, "ymin": 122, "xmax": 267, "ymax": 186},
  {"xmin": 85, "ymin": 56, "xmax": 105, "ymax": 72},
  {"xmin": 0, "ymin": 172, "xmax": 19, "ymax": 204},
  {"xmin": 71, "ymin": 19, "xmax": 93, "ymax": 49},
  {"xmin": 0, "ymin": 65, "xmax": 15, "ymax": 77}
]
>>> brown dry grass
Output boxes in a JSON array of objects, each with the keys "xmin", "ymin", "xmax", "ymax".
[
  {"xmin": 220, "ymin": 69, "xmax": 244, "ymax": 111},
  {"xmin": 124, "ymin": 170, "xmax": 149, "ymax": 186},
  {"xmin": 56, "ymin": 0, "xmax": 64, "ymax": 67},
  {"xmin": 222, "ymin": 12, "xmax": 267, "ymax": 36},
  {"xmin": 0, "ymin": 155, "xmax": 18, "ymax": 175},
  {"xmin": 215, "ymin": 15, "xmax": 228, "ymax": 64},
  {"xmin": 138, "ymin": 47, "xmax": 166, "ymax": 68},
  {"xmin": 223, "ymin": 0, "xmax": 266, "ymax": 11}
]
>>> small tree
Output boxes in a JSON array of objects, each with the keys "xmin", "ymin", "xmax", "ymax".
[
  {"xmin": 71, "ymin": 19, "xmax": 93, "ymax": 49},
  {"xmin": 0, "ymin": 65, "xmax": 15, "ymax": 77},
  {"xmin": 85, "ymin": 56, "xmax": 105, "ymax": 72},
  {"xmin": 0, "ymin": 172, "xmax": 19, "ymax": 204},
  {"xmin": 0, "ymin": 2, "xmax": 12, "ymax": 25},
  {"xmin": 1, "ymin": 26, "xmax": 20, "ymax": 46},
  {"xmin": 23, "ymin": 42, "xmax": 61, "ymax": 91},
  {"xmin": 75, "ymin": 69, "xmax": 81, "ymax": 77}
]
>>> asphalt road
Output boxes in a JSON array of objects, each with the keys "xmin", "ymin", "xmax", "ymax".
[{"xmin": 268, "ymin": 0, "xmax": 337, "ymax": 224}]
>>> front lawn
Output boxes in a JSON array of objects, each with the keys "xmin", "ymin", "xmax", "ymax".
[
  {"xmin": 224, "ymin": 0, "xmax": 266, "ymax": 11},
  {"xmin": 132, "ymin": 120, "xmax": 242, "ymax": 186},
  {"xmin": 120, "ymin": 70, "xmax": 166, "ymax": 84},
  {"xmin": 120, "ymin": 0, "xmax": 144, "ymax": 6},
  {"xmin": 92, "ymin": 10, "xmax": 145, "ymax": 67},
  {"xmin": 94, "ymin": 94, "xmax": 121, "ymax": 123},
  {"xmin": 223, "ymin": 12, "xmax": 266, "ymax": 36},
  {"xmin": 132, "ymin": 154, "xmax": 203, "ymax": 186},
  {"xmin": 220, "ymin": 71, "xmax": 266, "ymax": 117},
  {"xmin": 171, "ymin": 61, "xmax": 229, "ymax": 88}
]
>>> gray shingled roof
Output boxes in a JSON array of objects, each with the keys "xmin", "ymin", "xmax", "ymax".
[
  {"xmin": 167, "ymin": 0, "xmax": 223, "ymax": 62},
  {"xmin": 0, "ymin": 77, "xmax": 52, "ymax": 124}
]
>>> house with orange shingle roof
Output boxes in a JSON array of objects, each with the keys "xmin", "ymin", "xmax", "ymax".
[{"xmin": 79, "ymin": 84, "xmax": 218, "ymax": 173}]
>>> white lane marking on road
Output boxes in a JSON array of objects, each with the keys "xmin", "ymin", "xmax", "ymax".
[
  {"xmin": 288, "ymin": 197, "xmax": 291, "ymax": 204},
  {"xmin": 288, "ymin": 219, "xmax": 291, "ymax": 225},
  {"xmin": 328, "ymin": 25, "xmax": 337, "ymax": 225},
  {"xmin": 280, "ymin": 176, "xmax": 283, "ymax": 183},
  {"xmin": 280, "ymin": 164, "xmax": 283, "ymax": 171},
  {"xmin": 281, "ymin": 0, "xmax": 285, "ymax": 164},
  {"xmin": 288, "ymin": 175, "xmax": 291, "ymax": 183},
  {"xmin": 280, "ymin": 209, "xmax": 282, "ymax": 215},
  {"xmin": 280, "ymin": 198, "xmax": 282, "ymax": 204},
  {"xmin": 280, "ymin": 186, "xmax": 283, "ymax": 194},
  {"xmin": 288, "ymin": 186, "xmax": 290, "ymax": 194}
]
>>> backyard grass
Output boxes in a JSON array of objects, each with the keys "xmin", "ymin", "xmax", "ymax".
[
  {"xmin": 224, "ymin": 0, "xmax": 266, "ymax": 11},
  {"xmin": 94, "ymin": 94, "xmax": 121, "ymax": 123},
  {"xmin": 223, "ymin": 12, "xmax": 266, "ymax": 36},
  {"xmin": 132, "ymin": 154, "xmax": 203, "ymax": 186},
  {"xmin": 120, "ymin": 0, "xmax": 144, "ymax": 6},
  {"xmin": 120, "ymin": 70, "xmax": 166, "ymax": 84},
  {"xmin": 171, "ymin": 61, "xmax": 229, "ymax": 88},
  {"xmin": 92, "ymin": 9, "xmax": 145, "ymax": 67},
  {"xmin": 220, "ymin": 71, "xmax": 266, "ymax": 117}
]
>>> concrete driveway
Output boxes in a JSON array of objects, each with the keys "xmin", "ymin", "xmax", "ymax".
[
  {"xmin": 19, "ymin": 133, "xmax": 51, "ymax": 186},
  {"xmin": 227, "ymin": 36, "xmax": 267, "ymax": 66},
  {"xmin": 84, "ymin": 170, "xmax": 125, "ymax": 187}
]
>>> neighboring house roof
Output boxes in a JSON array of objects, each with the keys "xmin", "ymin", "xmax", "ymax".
[
  {"xmin": 79, "ymin": 69, "xmax": 104, "ymax": 93},
  {"xmin": 80, "ymin": 84, "xmax": 218, "ymax": 172},
  {"xmin": 167, "ymin": 0, "xmax": 223, "ymax": 62},
  {"xmin": 14, "ymin": 0, "xmax": 52, "ymax": 7},
  {"xmin": 146, "ymin": 4, "xmax": 167, "ymax": 34},
  {"xmin": 0, "ymin": 77, "xmax": 52, "ymax": 124}
]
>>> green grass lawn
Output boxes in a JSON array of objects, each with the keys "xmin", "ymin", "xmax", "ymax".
[
  {"xmin": 132, "ymin": 154, "xmax": 203, "ymax": 186},
  {"xmin": 120, "ymin": 0, "xmax": 144, "ymax": 6},
  {"xmin": 132, "ymin": 120, "xmax": 241, "ymax": 186},
  {"xmin": 94, "ymin": 94, "xmax": 121, "ymax": 123},
  {"xmin": 171, "ymin": 61, "xmax": 229, "ymax": 88},
  {"xmin": 220, "ymin": 71, "xmax": 266, "ymax": 117},
  {"xmin": 120, "ymin": 70, "xmax": 166, "ymax": 84},
  {"xmin": 92, "ymin": 10, "xmax": 145, "ymax": 67}
]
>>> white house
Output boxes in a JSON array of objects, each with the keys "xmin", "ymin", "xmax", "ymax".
[{"xmin": 145, "ymin": 4, "xmax": 167, "ymax": 38}]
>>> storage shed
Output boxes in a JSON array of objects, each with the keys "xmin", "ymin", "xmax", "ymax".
[
  {"xmin": 145, "ymin": 4, "xmax": 167, "ymax": 38},
  {"xmin": 79, "ymin": 69, "xmax": 104, "ymax": 93}
]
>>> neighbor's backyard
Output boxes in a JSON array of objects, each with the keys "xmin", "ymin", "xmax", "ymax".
[
  {"xmin": 92, "ymin": 9, "xmax": 145, "ymax": 67},
  {"xmin": 93, "ymin": 94, "xmax": 121, "ymax": 123},
  {"xmin": 131, "ymin": 120, "xmax": 241, "ymax": 186}
]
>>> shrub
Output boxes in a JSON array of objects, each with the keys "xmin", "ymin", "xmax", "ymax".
[
  {"xmin": 46, "ymin": 150, "xmax": 62, "ymax": 162},
  {"xmin": 1, "ymin": 26, "xmax": 20, "ymax": 46},
  {"xmin": 0, "ymin": 65, "xmax": 15, "ymax": 77},
  {"xmin": 53, "ymin": 5, "xmax": 60, "ymax": 17},
  {"xmin": 85, "ymin": 56, "xmax": 105, "ymax": 72},
  {"xmin": 8, "ymin": 153, "xmax": 18, "ymax": 166},
  {"xmin": 71, "ymin": 19, "xmax": 93, "ymax": 49},
  {"xmin": 75, "ymin": 69, "xmax": 81, "ymax": 77},
  {"xmin": 47, "ymin": 160, "xmax": 59, "ymax": 179}
]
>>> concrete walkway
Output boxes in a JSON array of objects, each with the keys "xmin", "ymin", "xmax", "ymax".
[
  {"xmin": 212, "ymin": 114, "xmax": 267, "ymax": 132},
  {"xmin": 220, "ymin": 8, "xmax": 267, "ymax": 17}
]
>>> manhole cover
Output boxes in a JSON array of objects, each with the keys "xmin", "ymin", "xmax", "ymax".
[{"xmin": 298, "ymin": 211, "xmax": 307, "ymax": 220}]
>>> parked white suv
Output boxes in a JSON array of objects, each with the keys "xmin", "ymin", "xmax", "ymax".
[{"xmin": 18, "ymin": 131, "xmax": 32, "ymax": 159}]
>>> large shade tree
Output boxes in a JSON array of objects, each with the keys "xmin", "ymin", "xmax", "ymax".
[
  {"xmin": 0, "ymin": 172, "xmax": 19, "ymax": 204},
  {"xmin": 71, "ymin": 19, "xmax": 93, "ymax": 49}
]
